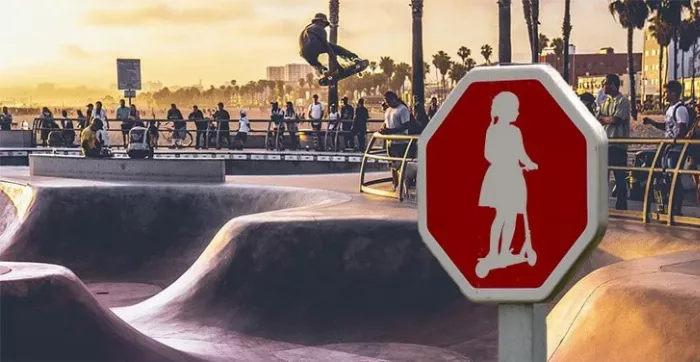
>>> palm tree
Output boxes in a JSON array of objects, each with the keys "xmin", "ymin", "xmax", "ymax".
[
  {"xmin": 379, "ymin": 56, "xmax": 395, "ymax": 90},
  {"xmin": 679, "ymin": 18, "xmax": 697, "ymax": 86},
  {"xmin": 648, "ymin": 0, "xmax": 692, "ymax": 80},
  {"xmin": 498, "ymin": 0, "xmax": 512, "ymax": 63},
  {"xmin": 457, "ymin": 46, "xmax": 471, "ymax": 65},
  {"xmin": 424, "ymin": 61, "xmax": 431, "ymax": 79},
  {"xmin": 392, "ymin": 62, "xmax": 412, "ymax": 93},
  {"xmin": 551, "ymin": 37, "xmax": 565, "ymax": 72},
  {"xmin": 369, "ymin": 61, "xmax": 378, "ymax": 72},
  {"xmin": 562, "ymin": 0, "xmax": 572, "ymax": 84},
  {"xmin": 538, "ymin": 34, "xmax": 550, "ymax": 60},
  {"xmin": 449, "ymin": 62, "xmax": 468, "ymax": 86},
  {"xmin": 305, "ymin": 73, "xmax": 315, "ymax": 93},
  {"xmin": 411, "ymin": 0, "xmax": 428, "ymax": 124},
  {"xmin": 432, "ymin": 51, "xmax": 452, "ymax": 95},
  {"xmin": 609, "ymin": 0, "xmax": 649, "ymax": 120},
  {"xmin": 522, "ymin": 0, "xmax": 535, "ymax": 61},
  {"xmin": 481, "ymin": 44, "xmax": 493, "ymax": 65},
  {"xmin": 466, "ymin": 58, "xmax": 477, "ymax": 71},
  {"xmin": 691, "ymin": 2, "xmax": 700, "ymax": 98}
]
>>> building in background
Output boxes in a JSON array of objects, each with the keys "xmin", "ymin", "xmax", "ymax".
[
  {"xmin": 283, "ymin": 64, "xmax": 315, "ymax": 83},
  {"xmin": 541, "ymin": 47, "xmax": 640, "ymax": 91},
  {"xmin": 577, "ymin": 72, "xmax": 641, "ymax": 98},
  {"xmin": 266, "ymin": 64, "xmax": 315, "ymax": 83},
  {"xmin": 266, "ymin": 66, "xmax": 285, "ymax": 82}
]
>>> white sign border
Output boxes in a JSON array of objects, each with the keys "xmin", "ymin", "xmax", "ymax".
[{"xmin": 417, "ymin": 64, "xmax": 608, "ymax": 303}]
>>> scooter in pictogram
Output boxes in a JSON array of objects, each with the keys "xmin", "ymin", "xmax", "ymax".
[{"xmin": 475, "ymin": 212, "xmax": 536, "ymax": 279}]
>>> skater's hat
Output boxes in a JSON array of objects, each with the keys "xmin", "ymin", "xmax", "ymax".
[{"xmin": 312, "ymin": 13, "xmax": 330, "ymax": 25}]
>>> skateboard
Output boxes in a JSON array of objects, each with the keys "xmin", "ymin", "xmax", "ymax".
[
  {"xmin": 475, "ymin": 213, "xmax": 537, "ymax": 278},
  {"xmin": 318, "ymin": 59, "xmax": 370, "ymax": 86}
]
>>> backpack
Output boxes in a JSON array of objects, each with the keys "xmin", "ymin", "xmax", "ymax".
[
  {"xmin": 407, "ymin": 111, "xmax": 425, "ymax": 135},
  {"xmin": 672, "ymin": 102, "xmax": 696, "ymax": 138}
]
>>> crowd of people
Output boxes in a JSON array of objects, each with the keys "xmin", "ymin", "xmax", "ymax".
[{"xmin": 580, "ymin": 74, "xmax": 700, "ymax": 216}]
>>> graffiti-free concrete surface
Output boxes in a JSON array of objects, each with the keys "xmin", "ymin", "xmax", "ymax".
[{"xmin": 2, "ymin": 167, "xmax": 700, "ymax": 361}]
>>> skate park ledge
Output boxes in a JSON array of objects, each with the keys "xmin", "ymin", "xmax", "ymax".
[{"xmin": 29, "ymin": 154, "xmax": 225, "ymax": 183}]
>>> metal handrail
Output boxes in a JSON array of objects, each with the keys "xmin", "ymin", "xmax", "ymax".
[
  {"xmin": 359, "ymin": 132, "xmax": 419, "ymax": 201},
  {"xmin": 608, "ymin": 138, "xmax": 700, "ymax": 227},
  {"xmin": 357, "ymin": 136, "xmax": 700, "ymax": 226},
  {"xmin": 30, "ymin": 117, "xmax": 380, "ymax": 149}
]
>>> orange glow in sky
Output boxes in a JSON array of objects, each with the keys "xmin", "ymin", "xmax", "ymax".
[{"xmin": 0, "ymin": 0, "xmax": 641, "ymax": 87}]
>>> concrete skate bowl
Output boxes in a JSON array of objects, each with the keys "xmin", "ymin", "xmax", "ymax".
[
  {"xmin": 0, "ymin": 182, "xmax": 347, "ymax": 286},
  {"xmin": 0, "ymin": 181, "xmax": 483, "ymax": 361},
  {"xmin": 547, "ymin": 251, "xmax": 700, "ymax": 362}
]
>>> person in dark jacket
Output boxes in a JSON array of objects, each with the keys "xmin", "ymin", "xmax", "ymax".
[
  {"xmin": 352, "ymin": 98, "xmax": 369, "ymax": 152},
  {"xmin": 189, "ymin": 105, "xmax": 207, "ymax": 149},
  {"xmin": 340, "ymin": 97, "xmax": 355, "ymax": 149},
  {"xmin": 299, "ymin": 13, "xmax": 360, "ymax": 75},
  {"xmin": 213, "ymin": 102, "xmax": 232, "ymax": 149}
]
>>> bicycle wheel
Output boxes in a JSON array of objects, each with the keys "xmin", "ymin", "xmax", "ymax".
[
  {"xmin": 161, "ymin": 128, "xmax": 173, "ymax": 145},
  {"xmin": 183, "ymin": 131, "xmax": 194, "ymax": 148}
]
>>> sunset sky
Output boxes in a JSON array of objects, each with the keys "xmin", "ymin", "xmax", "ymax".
[{"xmin": 0, "ymin": 0, "xmax": 643, "ymax": 88}]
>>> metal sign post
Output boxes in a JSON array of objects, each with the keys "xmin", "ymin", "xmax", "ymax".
[
  {"xmin": 117, "ymin": 59, "xmax": 141, "ymax": 106},
  {"xmin": 416, "ymin": 64, "xmax": 607, "ymax": 362},
  {"xmin": 498, "ymin": 303, "xmax": 547, "ymax": 362}
]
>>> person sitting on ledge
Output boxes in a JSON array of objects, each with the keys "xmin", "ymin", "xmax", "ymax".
[{"xmin": 80, "ymin": 119, "xmax": 104, "ymax": 158}]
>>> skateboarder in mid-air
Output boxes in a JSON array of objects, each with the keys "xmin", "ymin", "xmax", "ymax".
[{"xmin": 299, "ymin": 13, "xmax": 363, "ymax": 77}]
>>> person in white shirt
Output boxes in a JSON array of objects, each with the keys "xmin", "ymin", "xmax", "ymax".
[
  {"xmin": 642, "ymin": 80, "xmax": 689, "ymax": 215},
  {"xmin": 379, "ymin": 91, "xmax": 412, "ymax": 189},
  {"xmin": 234, "ymin": 109, "xmax": 250, "ymax": 150},
  {"xmin": 307, "ymin": 94, "xmax": 324, "ymax": 150},
  {"xmin": 326, "ymin": 104, "xmax": 339, "ymax": 150},
  {"xmin": 92, "ymin": 101, "xmax": 110, "ymax": 147}
]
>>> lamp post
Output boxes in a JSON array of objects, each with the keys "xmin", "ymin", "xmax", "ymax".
[
  {"xmin": 328, "ymin": 0, "xmax": 340, "ymax": 110},
  {"xmin": 410, "ymin": 0, "xmax": 428, "ymax": 125},
  {"xmin": 498, "ymin": 0, "xmax": 512, "ymax": 64}
]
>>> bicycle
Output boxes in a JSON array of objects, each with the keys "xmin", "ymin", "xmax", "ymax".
[{"xmin": 161, "ymin": 126, "xmax": 193, "ymax": 148}]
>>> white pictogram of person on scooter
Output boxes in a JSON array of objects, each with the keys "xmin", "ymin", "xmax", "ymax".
[{"xmin": 476, "ymin": 91, "xmax": 538, "ymax": 279}]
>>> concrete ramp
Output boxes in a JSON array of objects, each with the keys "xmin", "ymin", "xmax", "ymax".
[
  {"xmin": 0, "ymin": 262, "xmax": 201, "ymax": 362},
  {"xmin": 0, "ymin": 183, "xmax": 348, "ymax": 285},
  {"xmin": 548, "ymin": 251, "xmax": 700, "ymax": 362}
]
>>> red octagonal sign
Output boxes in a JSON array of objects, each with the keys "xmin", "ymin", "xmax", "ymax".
[{"xmin": 418, "ymin": 64, "xmax": 608, "ymax": 302}]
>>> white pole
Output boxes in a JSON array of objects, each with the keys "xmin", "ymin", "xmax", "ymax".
[{"xmin": 498, "ymin": 303, "xmax": 547, "ymax": 362}]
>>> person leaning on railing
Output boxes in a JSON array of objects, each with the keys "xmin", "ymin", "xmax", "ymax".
[
  {"xmin": 596, "ymin": 74, "xmax": 630, "ymax": 211},
  {"xmin": 641, "ymin": 80, "xmax": 689, "ymax": 215},
  {"xmin": 0, "ymin": 106, "xmax": 13, "ymax": 130},
  {"xmin": 378, "ymin": 91, "xmax": 413, "ymax": 191}
]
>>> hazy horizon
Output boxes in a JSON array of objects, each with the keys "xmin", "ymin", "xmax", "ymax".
[{"xmin": 1, "ymin": 0, "xmax": 642, "ymax": 88}]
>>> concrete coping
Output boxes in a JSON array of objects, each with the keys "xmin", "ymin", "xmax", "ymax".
[{"xmin": 29, "ymin": 154, "xmax": 225, "ymax": 183}]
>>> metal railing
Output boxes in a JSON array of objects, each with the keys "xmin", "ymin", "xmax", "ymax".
[
  {"xmin": 357, "ymin": 135, "xmax": 700, "ymax": 227},
  {"xmin": 609, "ymin": 138, "xmax": 700, "ymax": 227},
  {"xmin": 29, "ymin": 117, "xmax": 383, "ymax": 151},
  {"xmin": 359, "ymin": 133, "xmax": 419, "ymax": 201}
]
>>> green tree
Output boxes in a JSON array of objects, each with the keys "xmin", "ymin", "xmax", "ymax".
[
  {"xmin": 481, "ymin": 44, "xmax": 493, "ymax": 65},
  {"xmin": 305, "ymin": 73, "xmax": 315, "ymax": 92},
  {"xmin": 369, "ymin": 61, "xmax": 378, "ymax": 72},
  {"xmin": 609, "ymin": 0, "xmax": 650, "ymax": 120},
  {"xmin": 448, "ymin": 62, "xmax": 468, "ymax": 86},
  {"xmin": 432, "ymin": 50, "xmax": 452, "ymax": 94},
  {"xmin": 551, "ymin": 37, "xmax": 565, "ymax": 71},
  {"xmin": 457, "ymin": 46, "xmax": 471, "ymax": 65},
  {"xmin": 538, "ymin": 33, "xmax": 550, "ymax": 59},
  {"xmin": 522, "ymin": 0, "xmax": 535, "ymax": 61},
  {"xmin": 466, "ymin": 58, "xmax": 477, "ymax": 71}
]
